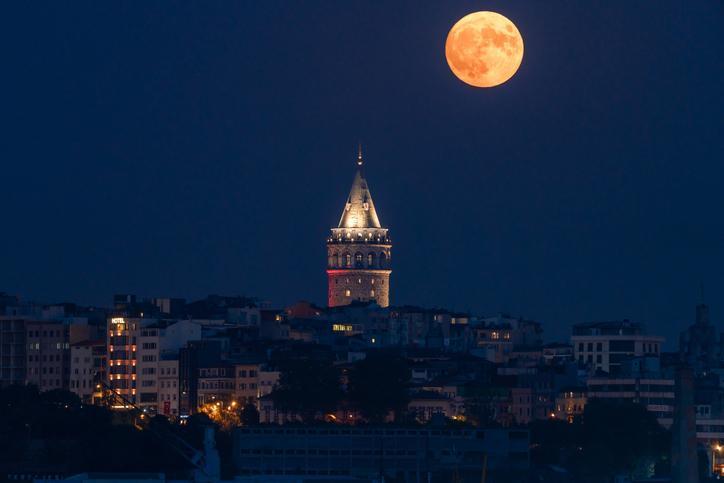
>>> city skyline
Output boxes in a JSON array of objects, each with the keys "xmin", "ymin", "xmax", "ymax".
[
  {"xmin": 2, "ymin": 2, "xmax": 724, "ymax": 482},
  {"xmin": 2, "ymin": 1, "xmax": 723, "ymax": 347}
]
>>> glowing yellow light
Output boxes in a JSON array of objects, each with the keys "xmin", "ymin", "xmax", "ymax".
[{"xmin": 111, "ymin": 318, "xmax": 125, "ymax": 324}]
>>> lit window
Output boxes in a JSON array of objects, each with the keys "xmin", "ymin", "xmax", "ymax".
[
  {"xmin": 345, "ymin": 289, "xmax": 351, "ymax": 297},
  {"xmin": 370, "ymin": 290, "xmax": 375, "ymax": 297}
]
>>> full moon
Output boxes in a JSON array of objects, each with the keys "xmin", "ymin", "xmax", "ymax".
[{"xmin": 445, "ymin": 11, "xmax": 524, "ymax": 88}]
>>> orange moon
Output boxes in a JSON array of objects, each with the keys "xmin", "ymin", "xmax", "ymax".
[{"xmin": 445, "ymin": 11, "xmax": 524, "ymax": 88}]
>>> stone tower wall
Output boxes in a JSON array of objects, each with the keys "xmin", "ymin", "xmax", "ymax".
[
  {"xmin": 327, "ymin": 242, "xmax": 391, "ymax": 307},
  {"xmin": 327, "ymin": 270, "xmax": 391, "ymax": 307}
]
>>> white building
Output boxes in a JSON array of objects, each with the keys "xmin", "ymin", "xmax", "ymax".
[
  {"xmin": 69, "ymin": 340, "xmax": 105, "ymax": 404},
  {"xmin": 571, "ymin": 320, "xmax": 663, "ymax": 375},
  {"xmin": 158, "ymin": 357, "xmax": 179, "ymax": 417}
]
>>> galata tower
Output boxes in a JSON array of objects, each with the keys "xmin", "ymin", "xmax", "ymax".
[{"xmin": 326, "ymin": 148, "xmax": 391, "ymax": 307}]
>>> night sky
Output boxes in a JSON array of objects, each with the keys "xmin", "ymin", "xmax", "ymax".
[{"xmin": 2, "ymin": 1, "xmax": 723, "ymax": 345}]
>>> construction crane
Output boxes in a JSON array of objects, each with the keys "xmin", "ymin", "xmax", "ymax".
[{"xmin": 96, "ymin": 380, "xmax": 219, "ymax": 481}]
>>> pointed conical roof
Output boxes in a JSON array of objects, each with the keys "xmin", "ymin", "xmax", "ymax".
[{"xmin": 337, "ymin": 153, "xmax": 382, "ymax": 229}]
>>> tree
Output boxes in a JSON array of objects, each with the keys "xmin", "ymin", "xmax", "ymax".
[
  {"xmin": 199, "ymin": 402, "xmax": 240, "ymax": 431},
  {"xmin": 529, "ymin": 399, "xmax": 671, "ymax": 481},
  {"xmin": 530, "ymin": 418, "xmax": 581, "ymax": 466},
  {"xmin": 577, "ymin": 399, "xmax": 670, "ymax": 480},
  {"xmin": 462, "ymin": 384, "xmax": 509, "ymax": 427},
  {"xmin": 347, "ymin": 354, "xmax": 410, "ymax": 423},
  {"xmin": 271, "ymin": 359, "xmax": 342, "ymax": 422},
  {"xmin": 241, "ymin": 403, "xmax": 260, "ymax": 426}
]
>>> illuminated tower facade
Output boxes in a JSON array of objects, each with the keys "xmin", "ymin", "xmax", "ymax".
[{"xmin": 327, "ymin": 149, "xmax": 391, "ymax": 307}]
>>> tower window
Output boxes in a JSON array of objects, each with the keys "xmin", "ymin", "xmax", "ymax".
[
  {"xmin": 367, "ymin": 252, "xmax": 375, "ymax": 267},
  {"xmin": 379, "ymin": 252, "xmax": 387, "ymax": 268},
  {"xmin": 370, "ymin": 289, "xmax": 375, "ymax": 297},
  {"xmin": 358, "ymin": 278, "xmax": 362, "ymax": 284},
  {"xmin": 345, "ymin": 253, "xmax": 351, "ymax": 267},
  {"xmin": 354, "ymin": 252, "xmax": 363, "ymax": 268},
  {"xmin": 371, "ymin": 278, "xmax": 375, "ymax": 285},
  {"xmin": 345, "ymin": 289, "xmax": 351, "ymax": 297}
]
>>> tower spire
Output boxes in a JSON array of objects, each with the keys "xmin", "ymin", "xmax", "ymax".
[{"xmin": 357, "ymin": 142, "xmax": 363, "ymax": 167}]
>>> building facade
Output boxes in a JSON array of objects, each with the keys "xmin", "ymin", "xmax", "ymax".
[
  {"xmin": 571, "ymin": 320, "xmax": 663, "ymax": 375},
  {"xmin": 107, "ymin": 317, "xmax": 201, "ymax": 411},
  {"xmin": 26, "ymin": 321, "xmax": 71, "ymax": 392},
  {"xmin": 232, "ymin": 426, "xmax": 529, "ymax": 479},
  {"xmin": 69, "ymin": 339, "xmax": 105, "ymax": 404},
  {"xmin": 0, "ymin": 317, "xmax": 27, "ymax": 387},
  {"xmin": 327, "ymin": 150, "xmax": 392, "ymax": 308},
  {"xmin": 158, "ymin": 357, "xmax": 179, "ymax": 417}
]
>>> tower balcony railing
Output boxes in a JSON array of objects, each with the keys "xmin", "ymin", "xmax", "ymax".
[
  {"xmin": 327, "ymin": 237, "xmax": 392, "ymax": 245},
  {"xmin": 328, "ymin": 263, "xmax": 391, "ymax": 270}
]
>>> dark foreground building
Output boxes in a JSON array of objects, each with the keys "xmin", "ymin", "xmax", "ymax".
[{"xmin": 232, "ymin": 425, "xmax": 529, "ymax": 480}]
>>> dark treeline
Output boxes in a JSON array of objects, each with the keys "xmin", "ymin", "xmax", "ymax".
[
  {"xmin": 0, "ymin": 385, "xmax": 220, "ymax": 478},
  {"xmin": 0, "ymin": 361, "xmax": 684, "ymax": 482}
]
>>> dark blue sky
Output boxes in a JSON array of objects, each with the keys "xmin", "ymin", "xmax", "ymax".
[{"xmin": 1, "ymin": 1, "xmax": 722, "ymax": 344}]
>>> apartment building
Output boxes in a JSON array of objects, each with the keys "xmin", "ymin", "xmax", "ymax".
[
  {"xmin": 571, "ymin": 320, "xmax": 663, "ymax": 375},
  {"xmin": 25, "ymin": 321, "xmax": 71, "ymax": 392},
  {"xmin": 107, "ymin": 317, "xmax": 201, "ymax": 410},
  {"xmin": 0, "ymin": 317, "xmax": 27, "ymax": 387},
  {"xmin": 69, "ymin": 339, "xmax": 105, "ymax": 403},
  {"xmin": 158, "ymin": 357, "xmax": 179, "ymax": 417}
]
